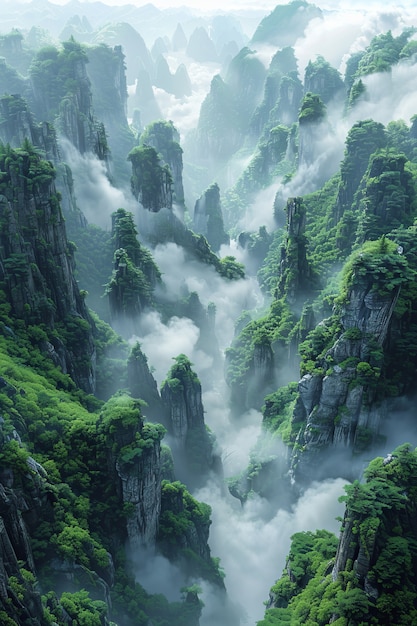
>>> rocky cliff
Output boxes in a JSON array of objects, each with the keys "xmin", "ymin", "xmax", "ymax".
[
  {"xmin": 260, "ymin": 444, "xmax": 417, "ymax": 625},
  {"xmin": 161, "ymin": 355, "xmax": 221, "ymax": 488},
  {"xmin": 0, "ymin": 143, "xmax": 96, "ymax": 392},
  {"xmin": 276, "ymin": 197, "xmax": 314, "ymax": 305},
  {"xmin": 303, "ymin": 56, "xmax": 344, "ymax": 105},
  {"xmin": 250, "ymin": 46, "xmax": 301, "ymax": 137},
  {"xmin": 100, "ymin": 395, "xmax": 165, "ymax": 549},
  {"xmin": 329, "ymin": 443, "xmax": 417, "ymax": 623},
  {"xmin": 291, "ymin": 237, "xmax": 411, "ymax": 482}
]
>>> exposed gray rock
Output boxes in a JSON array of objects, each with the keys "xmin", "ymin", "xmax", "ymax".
[{"xmin": 161, "ymin": 356, "xmax": 221, "ymax": 488}]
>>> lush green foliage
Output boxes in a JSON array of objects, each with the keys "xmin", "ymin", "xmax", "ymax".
[
  {"xmin": 29, "ymin": 38, "xmax": 88, "ymax": 118},
  {"xmin": 298, "ymin": 93, "xmax": 326, "ymax": 124},
  {"xmin": 128, "ymin": 144, "xmax": 173, "ymax": 210},
  {"xmin": 259, "ymin": 445, "xmax": 417, "ymax": 625}
]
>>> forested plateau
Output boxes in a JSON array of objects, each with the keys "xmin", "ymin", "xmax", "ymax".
[{"xmin": 0, "ymin": 0, "xmax": 417, "ymax": 624}]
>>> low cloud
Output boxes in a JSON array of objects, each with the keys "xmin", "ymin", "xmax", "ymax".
[
  {"xmin": 348, "ymin": 58, "xmax": 417, "ymax": 127},
  {"xmin": 60, "ymin": 139, "xmax": 136, "ymax": 229},
  {"xmin": 130, "ymin": 312, "xmax": 201, "ymax": 386},
  {"xmin": 196, "ymin": 477, "xmax": 347, "ymax": 625}
]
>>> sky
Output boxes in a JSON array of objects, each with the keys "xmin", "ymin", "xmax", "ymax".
[{"xmin": 20, "ymin": 0, "xmax": 417, "ymax": 10}]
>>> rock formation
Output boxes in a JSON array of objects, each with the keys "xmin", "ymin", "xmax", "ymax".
[
  {"xmin": 276, "ymin": 198, "xmax": 312, "ymax": 303},
  {"xmin": 251, "ymin": 0, "xmax": 323, "ymax": 46},
  {"xmin": 193, "ymin": 182, "xmax": 229, "ymax": 251},
  {"xmin": 0, "ymin": 144, "xmax": 96, "ymax": 392},
  {"xmin": 0, "ymin": 94, "xmax": 86, "ymax": 226},
  {"xmin": 86, "ymin": 43, "xmax": 135, "ymax": 184},
  {"xmin": 297, "ymin": 92, "xmax": 327, "ymax": 168},
  {"xmin": 161, "ymin": 355, "xmax": 221, "ymax": 488},
  {"xmin": 139, "ymin": 120, "xmax": 184, "ymax": 207},
  {"xmin": 100, "ymin": 395, "xmax": 165, "ymax": 549},
  {"xmin": 127, "ymin": 342, "xmax": 168, "ymax": 424},
  {"xmin": 186, "ymin": 27, "xmax": 218, "ymax": 62},
  {"xmin": 291, "ymin": 237, "xmax": 409, "ymax": 482},
  {"xmin": 128, "ymin": 144, "xmax": 173, "ymax": 212},
  {"xmin": 30, "ymin": 39, "xmax": 110, "ymax": 163}
]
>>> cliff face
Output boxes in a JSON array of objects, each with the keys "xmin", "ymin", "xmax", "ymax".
[
  {"xmin": 250, "ymin": 46, "xmax": 300, "ymax": 136},
  {"xmin": 291, "ymin": 238, "xmax": 409, "ymax": 482},
  {"xmin": 161, "ymin": 355, "xmax": 221, "ymax": 488},
  {"xmin": 0, "ymin": 144, "xmax": 96, "ymax": 393},
  {"xmin": 260, "ymin": 444, "xmax": 417, "ymax": 624},
  {"xmin": 100, "ymin": 394, "xmax": 220, "ymax": 589},
  {"xmin": 303, "ymin": 56, "xmax": 344, "ymax": 105}
]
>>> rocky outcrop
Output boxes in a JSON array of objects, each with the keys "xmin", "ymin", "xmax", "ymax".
[
  {"xmin": 334, "ymin": 119, "xmax": 386, "ymax": 228},
  {"xmin": 277, "ymin": 197, "xmax": 314, "ymax": 305},
  {"xmin": 0, "ymin": 94, "xmax": 87, "ymax": 226},
  {"xmin": 250, "ymin": 47, "xmax": 301, "ymax": 136},
  {"xmin": 0, "ymin": 145, "xmax": 96, "ymax": 392},
  {"xmin": 0, "ymin": 436, "xmax": 52, "ymax": 625},
  {"xmin": 303, "ymin": 56, "xmax": 344, "ymax": 105},
  {"xmin": 105, "ymin": 208, "xmax": 160, "ymax": 333},
  {"xmin": 195, "ymin": 74, "xmax": 241, "ymax": 165},
  {"xmin": 130, "ymin": 69, "xmax": 162, "ymax": 128},
  {"xmin": 101, "ymin": 396, "xmax": 165, "ymax": 549},
  {"xmin": 94, "ymin": 21, "xmax": 154, "ymax": 87},
  {"xmin": 128, "ymin": 144, "xmax": 173, "ymax": 212},
  {"xmin": 158, "ymin": 480, "xmax": 225, "ymax": 591},
  {"xmin": 30, "ymin": 39, "xmax": 110, "ymax": 165},
  {"xmin": 193, "ymin": 182, "xmax": 229, "ymax": 251},
  {"xmin": 329, "ymin": 444, "xmax": 417, "ymax": 622},
  {"xmin": 297, "ymin": 92, "xmax": 327, "ymax": 168},
  {"xmin": 161, "ymin": 355, "xmax": 221, "ymax": 488},
  {"xmin": 139, "ymin": 120, "xmax": 184, "ymax": 207}
]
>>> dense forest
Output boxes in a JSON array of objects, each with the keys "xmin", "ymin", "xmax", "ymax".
[{"xmin": 0, "ymin": 0, "xmax": 417, "ymax": 624}]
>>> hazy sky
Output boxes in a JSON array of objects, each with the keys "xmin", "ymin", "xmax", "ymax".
[{"xmin": 34, "ymin": 0, "xmax": 417, "ymax": 10}]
